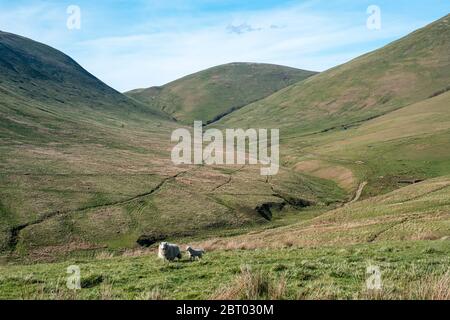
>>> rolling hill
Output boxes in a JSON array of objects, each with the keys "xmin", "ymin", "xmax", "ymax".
[
  {"xmin": 216, "ymin": 14, "xmax": 450, "ymax": 196},
  {"xmin": 217, "ymin": 15, "xmax": 450, "ymax": 133},
  {"xmin": 0, "ymin": 32, "xmax": 342, "ymax": 257},
  {"xmin": 0, "ymin": 13, "xmax": 449, "ymax": 300},
  {"xmin": 126, "ymin": 62, "xmax": 317, "ymax": 124}
]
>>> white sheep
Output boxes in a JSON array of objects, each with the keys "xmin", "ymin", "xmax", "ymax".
[
  {"xmin": 186, "ymin": 246, "xmax": 205, "ymax": 261},
  {"xmin": 158, "ymin": 242, "xmax": 182, "ymax": 261}
]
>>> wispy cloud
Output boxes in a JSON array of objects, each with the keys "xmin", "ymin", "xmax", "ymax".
[
  {"xmin": 74, "ymin": 3, "xmax": 424, "ymax": 91},
  {"xmin": 227, "ymin": 23, "xmax": 262, "ymax": 34}
]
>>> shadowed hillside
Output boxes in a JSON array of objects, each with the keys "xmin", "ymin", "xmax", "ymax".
[
  {"xmin": 0, "ymin": 31, "xmax": 168, "ymax": 144},
  {"xmin": 126, "ymin": 62, "xmax": 317, "ymax": 124}
]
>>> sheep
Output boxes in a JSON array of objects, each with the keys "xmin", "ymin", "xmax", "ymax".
[
  {"xmin": 186, "ymin": 246, "xmax": 205, "ymax": 261},
  {"xmin": 158, "ymin": 242, "xmax": 182, "ymax": 261}
]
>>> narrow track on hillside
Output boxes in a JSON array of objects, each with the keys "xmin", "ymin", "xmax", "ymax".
[
  {"xmin": 210, "ymin": 165, "xmax": 245, "ymax": 192},
  {"xmin": 6, "ymin": 168, "xmax": 196, "ymax": 252},
  {"xmin": 347, "ymin": 181, "xmax": 368, "ymax": 205},
  {"xmin": 401, "ymin": 183, "xmax": 450, "ymax": 202},
  {"xmin": 367, "ymin": 216, "xmax": 413, "ymax": 242}
]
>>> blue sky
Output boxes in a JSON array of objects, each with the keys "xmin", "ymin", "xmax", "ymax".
[{"xmin": 0, "ymin": 0, "xmax": 448, "ymax": 91}]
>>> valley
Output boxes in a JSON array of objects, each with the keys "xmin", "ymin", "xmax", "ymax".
[{"xmin": 0, "ymin": 14, "xmax": 449, "ymax": 300}]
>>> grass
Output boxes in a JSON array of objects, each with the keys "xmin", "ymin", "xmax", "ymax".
[
  {"xmin": 192, "ymin": 176, "xmax": 450, "ymax": 252},
  {"xmin": 289, "ymin": 91, "xmax": 450, "ymax": 197},
  {"xmin": 0, "ymin": 15, "xmax": 449, "ymax": 300},
  {"xmin": 215, "ymin": 15, "xmax": 450, "ymax": 196},
  {"xmin": 1, "ymin": 177, "xmax": 449, "ymax": 300},
  {"xmin": 0, "ymin": 240, "xmax": 449, "ymax": 300}
]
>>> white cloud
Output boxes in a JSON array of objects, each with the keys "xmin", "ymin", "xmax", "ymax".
[{"xmin": 74, "ymin": 3, "xmax": 420, "ymax": 91}]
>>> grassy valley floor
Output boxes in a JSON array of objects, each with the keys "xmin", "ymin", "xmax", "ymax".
[{"xmin": 1, "ymin": 176, "xmax": 449, "ymax": 300}]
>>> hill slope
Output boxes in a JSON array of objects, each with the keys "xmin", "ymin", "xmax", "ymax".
[
  {"xmin": 0, "ymin": 16, "xmax": 450, "ymax": 300},
  {"xmin": 0, "ymin": 33, "xmax": 342, "ymax": 257},
  {"xmin": 1, "ymin": 176, "xmax": 449, "ymax": 299},
  {"xmin": 216, "ymin": 14, "xmax": 450, "ymax": 195},
  {"xmin": 0, "ymin": 31, "xmax": 168, "ymax": 143},
  {"xmin": 217, "ymin": 15, "xmax": 450, "ymax": 133},
  {"xmin": 292, "ymin": 91, "xmax": 450, "ymax": 196},
  {"xmin": 126, "ymin": 62, "xmax": 317, "ymax": 124}
]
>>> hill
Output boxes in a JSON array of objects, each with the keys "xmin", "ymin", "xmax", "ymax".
[
  {"xmin": 126, "ymin": 62, "xmax": 317, "ymax": 124},
  {"xmin": 216, "ymin": 14, "xmax": 450, "ymax": 195},
  {"xmin": 0, "ymin": 14, "xmax": 449, "ymax": 300},
  {"xmin": 1, "ymin": 176, "xmax": 449, "ymax": 299},
  {"xmin": 1, "ymin": 31, "xmax": 172, "ymax": 140},
  {"xmin": 217, "ymin": 15, "xmax": 450, "ymax": 132},
  {"xmin": 0, "ymin": 33, "xmax": 342, "ymax": 257},
  {"xmin": 292, "ymin": 91, "xmax": 450, "ymax": 197}
]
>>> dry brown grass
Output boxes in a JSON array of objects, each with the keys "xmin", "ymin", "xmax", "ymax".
[
  {"xmin": 406, "ymin": 272, "xmax": 450, "ymax": 300},
  {"xmin": 99, "ymin": 281, "xmax": 115, "ymax": 300},
  {"xmin": 360, "ymin": 272, "xmax": 450, "ymax": 300},
  {"xmin": 211, "ymin": 265, "xmax": 287, "ymax": 300},
  {"xmin": 136, "ymin": 287, "xmax": 167, "ymax": 300},
  {"xmin": 95, "ymin": 251, "xmax": 115, "ymax": 260}
]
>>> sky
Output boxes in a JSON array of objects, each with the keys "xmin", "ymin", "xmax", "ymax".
[{"xmin": 0, "ymin": 0, "xmax": 448, "ymax": 92}]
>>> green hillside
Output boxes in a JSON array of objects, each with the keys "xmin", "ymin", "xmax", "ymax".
[
  {"xmin": 0, "ymin": 32, "xmax": 342, "ymax": 258},
  {"xmin": 217, "ymin": 15, "xmax": 450, "ymax": 133},
  {"xmin": 126, "ymin": 62, "xmax": 317, "ymax": 124},
  {"xmin": 217, "ymin": 14, "xmax": 450, "ymax": 196},
  {"xmin": 291, "ymin": 91, "xmax": 450, "ymax": 197},
  {"xmin": 0, "ymin": 31, "xmax": 171, "ymax": 144},
  {"xmin": 1, "ymin": 176, "xmax": 449, "ymax": 299},
  {"xmin": 0, "ymin": 14, "xmax": 449, "ymax": 301}
]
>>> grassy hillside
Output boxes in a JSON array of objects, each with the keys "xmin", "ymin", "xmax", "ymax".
[
  {"xmin": 126, "ymin": 63, "xmax": 317, "ymax": 124},
  {"xmin": 1, "ymin": 177, "xmax": 449, "ymax": 299},
  {"xmin": 195, "ymin": 175, "xmax": 450, "ymax": 250},
  {"xmin": 216, "ymin": 15, "xmax": 450, "ymax": 196},
  {"xmin": 217, "ymin": 15, "xmax": 450, "ymax": 133},
  {"xmin": 0, "ymin": 33, "xmax": 344, "ymax": 259},
  {"xmin": 290, "ymin": 91, "xmax": 450, "ymax": 197}
]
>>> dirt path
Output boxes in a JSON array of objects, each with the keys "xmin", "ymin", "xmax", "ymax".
[{"xmin": 347, "ymin": 181, "xmax": 368, "ymax": 205}]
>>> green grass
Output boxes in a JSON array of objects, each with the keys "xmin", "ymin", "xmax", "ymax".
[
  {"xmin": 204, "ymin": 15, "xmax": 450, "ymax": 199},
  {"xmin": 0, "ymin": 15, "xmax": 449, "ymax": 300},
  {"xmin": 0, "ymin": 240, "xmax": 449, "ymax": 299},
  {"xmin": 1, "ymin": 176, "xmax": 449, "ymax": 299},
  {"xmin": 0, "ymin": 34, "xmax": 342, "ymax": 258}
]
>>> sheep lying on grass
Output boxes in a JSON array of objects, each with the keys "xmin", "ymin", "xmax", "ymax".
[
  {"xmin": 186, "ymin": 246, "xmax": 205, "ymax": 261},
  {"xmin": 158, "ymin": 242, "xmax": 182, "ymax": 261}
]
